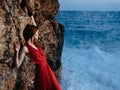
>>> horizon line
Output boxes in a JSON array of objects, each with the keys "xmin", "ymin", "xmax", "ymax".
[{"xmin": 58, "ymin": 10, "xmax": 120, "ymax": 12}]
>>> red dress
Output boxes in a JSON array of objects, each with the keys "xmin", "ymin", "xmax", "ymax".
[{"xmin": 25, "ymin": 43, "xmax": 61, "ymax": 90}]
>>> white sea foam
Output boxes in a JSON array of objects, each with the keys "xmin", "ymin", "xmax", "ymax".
[{"xmin": 60, "ymin": 46, "xmax": 120, "ymax": 90}]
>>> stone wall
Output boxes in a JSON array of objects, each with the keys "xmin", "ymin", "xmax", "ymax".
[{"xmin": 0, "ymin": 0, "xmax": 64, "ymax": 90}]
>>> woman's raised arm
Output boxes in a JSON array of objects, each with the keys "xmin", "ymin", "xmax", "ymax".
[{"xmin": 31, "ymin": 15, "xmax": 37, "ymax": 26}]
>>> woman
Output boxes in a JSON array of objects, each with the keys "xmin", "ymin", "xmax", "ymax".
[{"xmin": 15, "ymin": 24, "xmax": 61, "ymax": 90}]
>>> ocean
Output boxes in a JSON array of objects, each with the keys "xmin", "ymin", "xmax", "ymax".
[{"xmin": 56, "ymin": 11, "xmax": 120, "ymax": 90}]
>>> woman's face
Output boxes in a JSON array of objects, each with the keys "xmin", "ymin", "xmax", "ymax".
[{"xmin": 33, "ymin": 30, "xmax": 39, "ymax": 40}]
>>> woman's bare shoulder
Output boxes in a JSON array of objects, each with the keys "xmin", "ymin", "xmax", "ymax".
[{"xmin": 22, "ymin": 45, "xmax": 29, "ymax": 53}]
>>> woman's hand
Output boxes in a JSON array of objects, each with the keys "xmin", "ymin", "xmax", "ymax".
[{"xmin": 14, "ymin": 42, "xmax": 20, "ymax": 52}]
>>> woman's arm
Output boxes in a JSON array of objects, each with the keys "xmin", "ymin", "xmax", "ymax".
[
  {"xmin": 15, "ymin": 43, "xmax": 28, "ymax": 68},
  {"xmin": 31, "ymin": 15, "xmax": 37, "ymax": 26}
]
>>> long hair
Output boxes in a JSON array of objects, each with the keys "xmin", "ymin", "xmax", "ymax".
[{"xmin": 23, "ymin": 24, "xmax": 41, "ymax": 48}]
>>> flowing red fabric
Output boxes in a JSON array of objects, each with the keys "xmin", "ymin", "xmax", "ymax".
[{"xmin": 25, "ymin": 43, "xmax": 61, "ymax": 90}]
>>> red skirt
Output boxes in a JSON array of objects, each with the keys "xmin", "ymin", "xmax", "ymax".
[{"xmin": 34, "ymin": 62, "xmax": 61, "ymax": 90}]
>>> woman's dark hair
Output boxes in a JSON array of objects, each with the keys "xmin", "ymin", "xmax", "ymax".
[{"xmin": 23, "ymin": 24, "xmax": 41, "ymax": 48}]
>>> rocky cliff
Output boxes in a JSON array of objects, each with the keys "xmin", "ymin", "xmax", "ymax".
[{"xmin": 0, "ymin": 0, "xmax": 64, "ymax": 90}]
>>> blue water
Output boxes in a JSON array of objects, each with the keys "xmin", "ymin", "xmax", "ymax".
[{"xmin": 56, "ymin": 11, "xmax": 120, "ymax": 90}]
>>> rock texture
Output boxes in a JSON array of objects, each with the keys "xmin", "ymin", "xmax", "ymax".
[{"xmin": 0, "ymin": 0, "xmax": 64, "ymax": 90}]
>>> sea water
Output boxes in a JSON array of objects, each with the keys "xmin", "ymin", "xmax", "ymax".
[{"xmin": 56, "ymin": 11, "xmax": 120, "ymax": 90}]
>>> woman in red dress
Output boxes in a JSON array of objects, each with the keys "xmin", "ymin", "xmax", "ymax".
[{"xmin": 15, "ymin": 24, "xmax": 61, "ymax": 90}]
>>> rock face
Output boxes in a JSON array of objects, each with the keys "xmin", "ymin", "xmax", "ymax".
[{"xmin": 0, "ymin": 0, "xmax": 64, "ymax": 90}]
